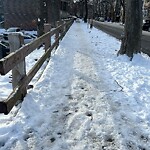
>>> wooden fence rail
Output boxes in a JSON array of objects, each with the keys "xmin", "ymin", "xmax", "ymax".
[{"xmin": 0, "ymin": 19, "xmax": 73, "ymax": 114}]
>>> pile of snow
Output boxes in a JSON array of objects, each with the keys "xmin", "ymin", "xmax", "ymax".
[{"xmin": 0, "ymin": 20, "xmax": 150, "ymax": 150}]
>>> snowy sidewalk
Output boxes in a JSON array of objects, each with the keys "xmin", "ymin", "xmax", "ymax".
[{"xmin": 1, "ymin": 21, "xmax": 150, "ymax": 150}]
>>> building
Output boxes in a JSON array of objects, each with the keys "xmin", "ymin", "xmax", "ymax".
[
  {"xmin": 3, "ymin": 0, "xmax": 65, "ymax": 30},
  {"xmin": 0, "ymin": 0, "xmax": 4, "ymax": 22},
  {"xmin": 144, "ymin": 1, "xmax": 150, "ymax": 20},
  {"xmin": 4, "ymin": 0, "xmax": 38, "ymax": 30}
]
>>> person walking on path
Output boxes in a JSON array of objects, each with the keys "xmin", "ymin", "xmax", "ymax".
[
  {"xmin": 87, "ymin": 18, "xmax": 90, "ymax": 28},
  {"xmin": 90, "ymin": 18, "xmax": 93, "ymax": 29}
]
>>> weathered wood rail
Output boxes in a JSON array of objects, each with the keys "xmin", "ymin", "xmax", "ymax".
[{"xmin": 0, "ymin": 19, "xmax": 73, "ymax": 114}]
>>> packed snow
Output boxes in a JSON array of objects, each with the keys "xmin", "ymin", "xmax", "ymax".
[{"xmin": 0, "ymin": 20, "xmax": 150, "ymax": 150}]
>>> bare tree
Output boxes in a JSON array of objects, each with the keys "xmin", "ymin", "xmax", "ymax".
[
  {"xmin": 117, "ymin": 0, "xmax": 143, "ymax": 59},
  {"xmin": 115, "ymin": 0, "xmax": 121, "ymax": 22},
  {"xmin": 120, "ymin": 0, "xmax": 126, "ymax": 24},
  {"xmin": 99, "ymin": 0, "xmax": 115, "ymax": 21}
]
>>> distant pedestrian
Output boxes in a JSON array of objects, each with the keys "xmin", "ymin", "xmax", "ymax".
[
  {"xmin": 87, "ymin": 18, "xmax": 90, "ymax": 28},
  {"xmin": 90, "ymin": 18, "xmax": 93, "ymax": 29}
]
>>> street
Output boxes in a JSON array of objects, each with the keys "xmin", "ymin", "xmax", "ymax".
[{"xmin": 93, "ymin": 20, "xmax": 150, "ymax": 56}]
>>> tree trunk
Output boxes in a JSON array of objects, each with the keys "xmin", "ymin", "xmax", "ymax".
[
  {"xmin": 37, "ymin": 0, "xmax": 45, "ymax": 37},
  {"xmin": 110, "ymin": 4, "xmax": 115, "ymax": 22},
  {"xmin": 80, "ymin": 1, "xmax": 84, "ymax": 18},
  {"xmin": 48, "ymin": 0, "xmax": 60, "ymax": 27},
  {"xmin": 118, "ymin": 0, "xmax": 143, "ymax": 59},
  {"xmin": 84, "ymin": 0, "xmax": 88, "ymax": 23}
]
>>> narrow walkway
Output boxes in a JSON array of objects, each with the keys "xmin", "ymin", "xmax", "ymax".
[
  {"xmin": 1, "ymin": 21, "xmax": 150, "ymax": 150},
  {"xmin": 31, "ymin": 21, "xmax": 122, "ymax": 149}
]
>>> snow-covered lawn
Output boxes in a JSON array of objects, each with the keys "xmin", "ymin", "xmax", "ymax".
[{"xmin": 0, "ymin": 21, "xmax": 150, "ymax": 150}]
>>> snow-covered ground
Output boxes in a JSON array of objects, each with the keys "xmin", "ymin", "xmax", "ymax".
[{"xmin": 0, "ymin": 21, "xmax": 150, "ymax": 150}]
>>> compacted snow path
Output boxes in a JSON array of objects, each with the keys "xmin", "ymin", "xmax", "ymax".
[
  {"xmin": 59, "ymin": 23, "xmax": 123, "ymax": 150},
  {"xmin": 1, "ymin": 21, "xmax": 150, "ymax": 150}
]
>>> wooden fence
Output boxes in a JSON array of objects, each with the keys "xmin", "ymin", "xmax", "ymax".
[{"xmin": 0, "ymin": 19, "xmax": 73, "ymax": 114}]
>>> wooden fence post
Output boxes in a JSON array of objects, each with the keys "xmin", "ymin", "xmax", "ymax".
[
  {"xmin": 59, "ymin": 21, "xmax": 63, "ymax": 36},
  {"xmin": 55, "ymin": 21, "xmax": 60, "ymax": 49},
  {"xmin": 8, "ymin": 33, "xmax": 27, "ymax": 96},
  {"xmin": 63, "ymin": 20, "xmax": 66, "ymax": 33},
  {"xmin": 44, "ymin": 23, "xmax": 51, "ymax": 52}
]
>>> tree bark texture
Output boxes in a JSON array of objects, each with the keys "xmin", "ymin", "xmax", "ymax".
[{"xmin": 119, "ymin": 0, "xmax": 143, "ymax": 58}]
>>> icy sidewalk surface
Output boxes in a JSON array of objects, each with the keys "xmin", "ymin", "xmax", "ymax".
[{"xmin": 0, "ymin": 21, "xmax": 150, "ymax": 150}]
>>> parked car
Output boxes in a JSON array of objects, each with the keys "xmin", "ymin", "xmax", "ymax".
[
  {"xmin": 72, "ymin": 16, "xmax": 77, "ymax": 21},
  {"xmin": 2, "ymin": 27, "xmax": 36, "ymax": 44},
  {"xmin": 142, "ymin": 20, "xmax": 150, "ymax": 32},
  {"xmin": 6, "ymin": 27, "xmax": 23, "ymax": 32},
  {"xmin": 23, "ymin": 34, "xmax": 35, "ymax": 44},
  {"xmin": 0, "ymin": 28, "xmax": 37, "ymax": 59},
  {"xmin": 3, "ymin": 27, "xmax": 24, "ymax": 40},
  {"xmin": 98, "ymin": 17, "xmax": 105, "ymax": 22}
]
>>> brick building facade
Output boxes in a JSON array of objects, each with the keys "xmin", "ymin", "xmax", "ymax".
[
  {"xmin": 0, "ymin": 0, "xmax": 4, "ymax": 22},
  {"xmin": 3, "ymin": 0, "xmax": 65, "ymax": 30},
  {"xmin": 4, "ymin": 0, "xmax": 38, "ymax": 30}
]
